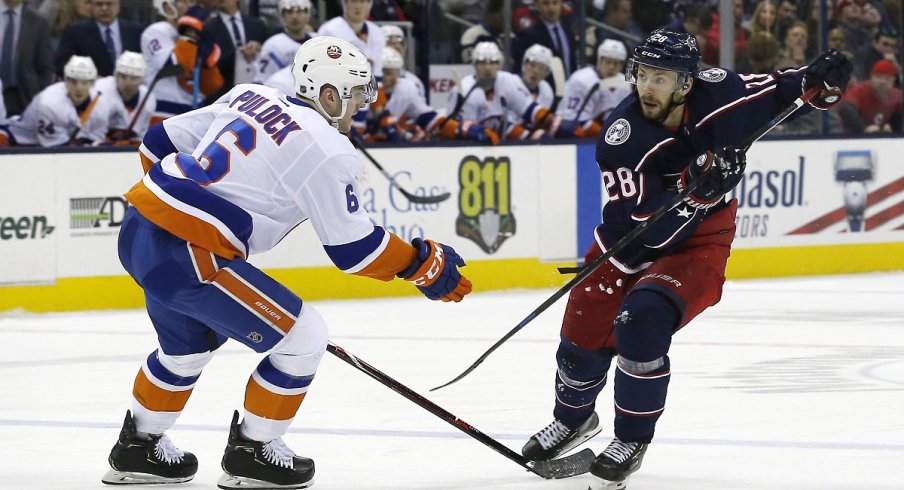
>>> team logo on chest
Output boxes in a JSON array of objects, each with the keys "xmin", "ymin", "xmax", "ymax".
[
  {"xmin": 605, "ymin": 118, "xmax": 631, "ymax": 145},
  {"xmin": 697, "ymin": 68, "xmax": 727, "ymax": 82}
]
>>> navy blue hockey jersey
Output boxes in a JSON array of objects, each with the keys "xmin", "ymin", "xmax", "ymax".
[{"xmin": 594, "ymin": 66, "xmax": 810, "ymax": 271}]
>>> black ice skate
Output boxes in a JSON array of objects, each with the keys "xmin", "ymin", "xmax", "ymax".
[
  {"xmin": 101, "ymin": 410, "xmax": 198, "ymax": 485},
  {"xmin": 588, "ymin": 437, "xmax": 648, "ymax": 489},
  {"xmin": 522, "ymin": 412, "xmax": 601, "ymax": 461},
  {"xmin": 218, "ymin": 411, "xmax": 315, "ymax": 489}
]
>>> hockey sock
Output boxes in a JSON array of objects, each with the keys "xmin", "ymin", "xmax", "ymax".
[
  {"xmin": 241, "ymin": 355, "xmax": 315, "ymax": 442},
  {"xmin": 552, "ymin": 336, "xmax": 614, "ymax": 428},
  {"xmin": 131, "ymin": 349, "xmax": 208, "ymax": 434}
]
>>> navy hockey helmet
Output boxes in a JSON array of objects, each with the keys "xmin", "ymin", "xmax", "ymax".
[{"xmin": 627, "ymin": 29, "xmax": 701, "ymax": 91}]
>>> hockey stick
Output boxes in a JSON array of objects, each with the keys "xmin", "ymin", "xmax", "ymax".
[
  {"xmin": 350, "ymin": 136, "xmax": 451, "ymax": 204},
  {"xmin": 126, "ymin": 63, "xmax": 185, "ymax": 135},
  {"xmin": 326, "ymin": 342, "xmax": 595, "ymax": 479},
  {"xmin": 69, "ymin": 93, "xmax": 102, "ymax": 144},
  {"xmin": 436, "ymin": 79, "xmax": 479, "ymax": 135},
  {"xmin": 430, "ymin": 85, "xmax": 821, "ymax": 392},
  {"xmin": 547, "ymin": 56, "xmax": 567, "ymax": 114}
]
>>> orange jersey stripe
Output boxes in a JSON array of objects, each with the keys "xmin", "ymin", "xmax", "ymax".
[
  {"xmin": 139, "ymin": 152, "xmax": 155, "ymax": 173},
  {"xmin": 124, "ymin": 180, "xmax": 245, "ymax": 259},
  {"xmin": 353, "ymin": 233, "xmax": 416, "ymax": 281},
  {"xmin": 211, "ymin": 267, "xmax": 296, "ymax": 334},
  {"xmin": 132, "ymin": 369, "xmax": 193, "ymax": 412},
  {"xmin": 244, "ymin": 376, "xmax": 306, "ymax": 421},
  {"xmin": 189, "ymin": 243, "xmax": 219, "ymax": 281}
]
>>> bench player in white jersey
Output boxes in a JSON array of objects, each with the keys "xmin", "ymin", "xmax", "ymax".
[
  {"xmin": 141, "ymin": 0, "xmax": 224, "ymax": 125},
  {"xmin": 318, "ymin": 0, "xmax": 386, "ymax": 78},
  {"xmin": 263, "ymin": 64, "xmax": 295, "ymax": 94},
  {"xmin": 0, "ymin": 56, "xmax": 112, "ymax": 147},
  {"xmin": 508, "ymin": 44, "xmax": 554, "ymax": 140},
  {"xmin": 554, "ymin": 39, "xmax": 631, "ymax": 139},
  {"xmin": 367, "ymin": 48, "xmax": 499, "ymax": 144},
  {"xmin": 96, "ymin": 51, "xmax": 157, "ymax": 143},
  {"xmin": 382, "ymin": 24, "xmax": 425, "ymax": 99},
  {"xmin": 102, "ymin": 36, "xmax": 472, "ymax": 489},
  {"xmin": 451, "ymin": 42, "xmax": 555, "ymax": 141},
  {"xmin": 254, "ymin": 0, "xmax": 315, "ymax": 83}
]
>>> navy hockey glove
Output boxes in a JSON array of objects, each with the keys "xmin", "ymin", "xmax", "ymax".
[
  {"xmin": 803, "ymin": 49, "xmax": 852, "ymax": 110},
  {"xmin": 678, "ymin": 147, "xmax": 746, "ymax": 209},
  {"xmin": 463, "ymin": 123, "xmax": 500, "ymax": 145},
  {"xmin": 397, "ymin": 238, "xmax": 472, "ymax": 302}
]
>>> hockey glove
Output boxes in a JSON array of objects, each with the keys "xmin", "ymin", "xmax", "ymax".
[
  {"xmin": 397, "ymin": 238, "xmax": 472, "ymax": 302},
  {"xmin": 803, "ymin": 49, "xmax": 852, "ymax": 110},
  {"xmin": 464, "ymin": 123, "xmax": 499, "ymax": 145},
  {"xmin": 678, "ymin": 147, "xmax": 747, "ymax": 209}
]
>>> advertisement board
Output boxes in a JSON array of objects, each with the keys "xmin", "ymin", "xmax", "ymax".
[{"xmin": 0, "ymin": 154, "xmax": 57, "ymax": 285}]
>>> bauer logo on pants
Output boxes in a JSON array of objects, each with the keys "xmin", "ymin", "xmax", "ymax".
[{"xmin": 455, "ymin": 155, "xmax": 516, "ymax": 254}]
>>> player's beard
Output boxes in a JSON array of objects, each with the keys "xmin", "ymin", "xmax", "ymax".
[{"xmin": 640, "ymin": 92, "xmax": 686, "ymax": 124}]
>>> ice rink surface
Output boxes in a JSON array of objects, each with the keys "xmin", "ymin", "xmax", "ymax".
[{"xmin": 2, "ymin": 272, "xmax": 903, "ymax": 490}]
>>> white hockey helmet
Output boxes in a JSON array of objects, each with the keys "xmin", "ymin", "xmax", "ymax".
[
  {"xmin": 115, "ymin": 51, "xmax": 148, "ymax": 78},
  {"xmin": 279, "ymin": 0, "xmax": 311, "ymax": 12},
  {"xmin": 64, "ymin": 55, "xmax": 98, "ymax": 81},
  {"xmin": 382, "ymin": 47, "xmax": 404, "ymax": 71},
  {"xmin": 597, "ymin": 39, "xmax": 628, "ymax": 61},
  {"xmin": 382, "ymin": 24, "xmax": 405, "ymax": 44},
  {"xmin": 523, "ymin": 43, "xmax": 553, "ymax": 69},
  {"xmin": 153, "ymin": 0, "xmax": 178, "ymax": 20},
  {"xmin": 292, "ymin": 36, "xmax": 378, "ymax": 128},
  {"xmin": 472, "ymin": 41, "xmax": 503, "ymax": 64}
]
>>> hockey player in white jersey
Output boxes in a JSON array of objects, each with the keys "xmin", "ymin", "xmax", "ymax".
[
  {"xmin": 318, "ymin": 0, "xmax": 386, "ymax": 77},
  {"xmin": 0, "ymin": 56, "xmax": 112, "ymax": 147},
  {"xmin": 367, "ymin": 48, "xmax": 499, "ymax": 145},
  {"xmin": 141, "ymin": 0, "xmax": 224, "ymax": 124},
  {"xmin": 96, "ymin": 51, "xmax": 157, "ymax": 143},
  {"xmin": 508, "ymin": 44, "xmax": 554, "ymax": 140},
  {"xmin": 103, "ymin": 36, "xmax": 472, "ymax": 488},
  {"xmin": 255, "ymin": 0, "xmax": 315, "ymax": 83},
  {"xmin": 382, "ymin": 24, "xmax": 425, "ymax": 99},
  {"xmin": 263, "ymin": 64, "xmax": 295, "ymax": 94},
  {"xmin": 450, "ymin": 42, "xmax": 556, "ymax": 141},
  {"xmin": 554, "ymin": 39, "xmax": 631, "ymax": 139}
]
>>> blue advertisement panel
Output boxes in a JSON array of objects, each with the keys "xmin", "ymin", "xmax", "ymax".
[{"xmin": 575, "ymin": 143, "xmax": 601, "ymax": 259}]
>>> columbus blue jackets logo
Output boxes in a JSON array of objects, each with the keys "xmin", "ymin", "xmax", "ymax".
[
  {"xmin": 326, "ymin": 45, "xmax": 342, "ymax": 59},
  {"xmin": 605, "ymin": 118, "xmax": 631, "ymax": 145},
  {"xmin": 698, "ymin": 68, "xmax": 727, "ymax": 82},
  {"xmin": 456, "ymin": 155, "xmax": 516, "ymax": 254}
]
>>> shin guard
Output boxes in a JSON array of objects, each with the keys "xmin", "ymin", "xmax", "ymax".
[{"xmin": 553, "ymin": 337, "xmax": 614, "ymax": 428}]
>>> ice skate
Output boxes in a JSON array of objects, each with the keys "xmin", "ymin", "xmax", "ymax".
[
  {"xmin": 218, "ymin": 411, "xmax": 315, "ymax": 489},
  {"xmin": 587, "ymin": 437, "xmax": 648, "ymax": 489},
  {"xmin": 101, "ymin": 410, "xmax": 198, "ymax": 485},
  {"xmin": 522, "ymin": 412, "xmax": 601, "ymax": 461}
]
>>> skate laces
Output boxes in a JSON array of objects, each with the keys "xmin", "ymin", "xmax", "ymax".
[
  {"xmin": 602, "ymin": 438, "xmax": 638, "ymax": 464},
  {"xmin": 153, "ymin": 435, "xmax": 185, "ymax": 465},
  {"xmin": 535, "ymin": 420, "xmax": 571, "ymax": 450},
  {"xmin": 262, "ymin": 438, "xmax": 295, "ymax": 469}
]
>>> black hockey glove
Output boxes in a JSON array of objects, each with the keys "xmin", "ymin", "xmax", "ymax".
[
  {"xmin": 803, "ymin": 49, "xmax": 852, "ymax": 110},
  {"xmin": 678, "ymin": 147, "xmax": 747, "ymax": 210}
]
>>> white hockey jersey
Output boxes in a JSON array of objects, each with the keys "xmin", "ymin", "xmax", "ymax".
[
  {"xmin": 6, "ymin": 82, "xmax": 112, "ymax": 146},
  {"xmin": 141, "ymin": 21, "xmax": 193, "ymax": 119},
  {"xmin": 402, "ymin": 70, "xmax": 425, "ymax": 100},
  {"xmin": 386, "ymin": 77, "xmax": 434, "ymax": 123},
  {"xmin": 262, "ymin": 65, "xmax": 295, "ymax": 95},
  {"xmin": 317, "ymin": 17, "xmax": 386, "ymax": 77},
  {"xmin": 255, "ymin": 32, "xmax": 313, "ymax": 83},
  {"xmin": 506, "ymin": 79, "xmax": 552, "ymax": 127},
  {"xmin": 556, "ymin": 66, "xmax": 632, "ymax": 124},
  {"xmin": 450, "ymin": 71, "xmax": 543, "ymax": 136},
  {"xmin": 129, "ymin": 84, "xmax": 415, "ymax": 280},
  {"xmin": 95, "ymin": 76, "xmax": 156, "ymax": 139}
]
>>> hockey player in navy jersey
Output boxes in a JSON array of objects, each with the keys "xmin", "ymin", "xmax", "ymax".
[{"xmin": 522, "ymin": 29, "xmax": 851, "ymax": 488}]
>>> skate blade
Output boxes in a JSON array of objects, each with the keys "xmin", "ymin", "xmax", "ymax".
[
  {"xmin": 217, "ymin": 473, "xmax": 313, "ymax": 489},
  {"xmin": 101, "ymin": 468, "xmax": 194, "ymax": 485},
  {"xmin": 586, "ymin": 476, "xmax": 629, "ymax": 490}
]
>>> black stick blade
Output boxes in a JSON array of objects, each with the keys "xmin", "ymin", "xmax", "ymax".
[
  {"xmin": 530, "ymin": 448, "xmax": 595, "ymax": 479},
  {"xmin": 401, "ymin": 189, "xmax": 451, "ymax": 204}
]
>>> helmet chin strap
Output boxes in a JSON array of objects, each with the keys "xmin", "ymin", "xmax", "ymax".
[{"xmin": 312, "ymin": 96, "xmax": 351, "ymax": 129}]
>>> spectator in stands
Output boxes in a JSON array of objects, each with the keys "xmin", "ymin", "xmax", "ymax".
[
  {"xmin": 512, "ymin": 0, "xmax": 576, "ymax": 75},
  {"xmin": 704, "ymin": 0, "xmax": 748, "ymax": 67},
  {"xmin": 0, "ymin": 0, "xmax": 54, "ymax": 116},
  {"xmin": 254, "ymin": 0, "xmax": 314, "ymax": 83},
  {"xmin": 775, "ymin": 0, "xmax": 799, "ymax": 42},
  {"xmin": 664, "ymin": 4, "xmax": 714, "ymax": 55},
  {"xmin": 749, "ymin": 0, "xmax": 779, "ymax": 38},
  {"xmin": 370, "ymin": 0, "xmax": 405, "ymax": 21},
  {"xmin": 835, "ymin": 0, "xmax": 873, "ymax": 56},
  {"xmin": 1, "ymin": 55, "xmax": 112, "ymax": 147},
  {"xmin": 54, "ymin": 0, "xmax": 143, "ymax": 78},
  {"xmin": 459, "ymin": 0, "xmax": 504, "ymax": 63},
  {"xmin": 777, "ymin": 20, "xmax": 808, "ymax": 68},
  {"xmin": 141, "ymin": 1, "xmax": 223, "ymax": 123},
  {"xmin": 853, "ymin": 26, "xmax": 899, "ymax": 82},
  {"xmin": 204, "ymin": 0, "xmax": 267, "ymax": 101},
  {"xmin": 828, "ymin": 26, "xmax": 854, "ymax": 59},
  {"xmin": 318, "ymin": 0, "xmax": 385, "ymax": 76},
  {"xmin": 839, "ymin": 58, "xmax": 902, "ymax": 133},
  {"xmin": 586, "ymin": 0, "xmax": 643, "ymax": 60},
  {"xmin": 737, "ymin": 32, "xmax": 779, "ymax": 74},
  {"xmin": 382, "ymin": 24, "xmax": 424, "ymax": 99},
  {"xmin": 42, "ymin": 0, "xmax": 92, "ymax": 50},
  {"xmin": 95, "ymin": 51, "xmax": 155, "ymax": 143}
]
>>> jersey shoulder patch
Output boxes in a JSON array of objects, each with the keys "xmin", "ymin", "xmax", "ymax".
[
  {"xmin": 605, "ymin": 118, "xmax": 631, "ymax": 145},
  {"xmin": 697, "ymin": 68, "xmax": 727, "ymax": 83}
]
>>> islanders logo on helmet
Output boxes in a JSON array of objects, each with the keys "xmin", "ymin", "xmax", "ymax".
[{"xmin": 326, "ymin": 45, "xmax": 342, "ymax": 59}]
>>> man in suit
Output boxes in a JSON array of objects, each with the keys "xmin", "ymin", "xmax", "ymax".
[
  {"xmin": 512, "ymin": 0, "xmax": 575, "ymax": 76},
  {"xmin": 203, "ymin": 0, "xmax": 267, "ymax": 101},
  {"xmin": 54, "ymin": 0, "xmax": 143, "ymax": 78},
  {"xmin": 0, "ymin": 0, "xmax": 54, "ymax": 116}
]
